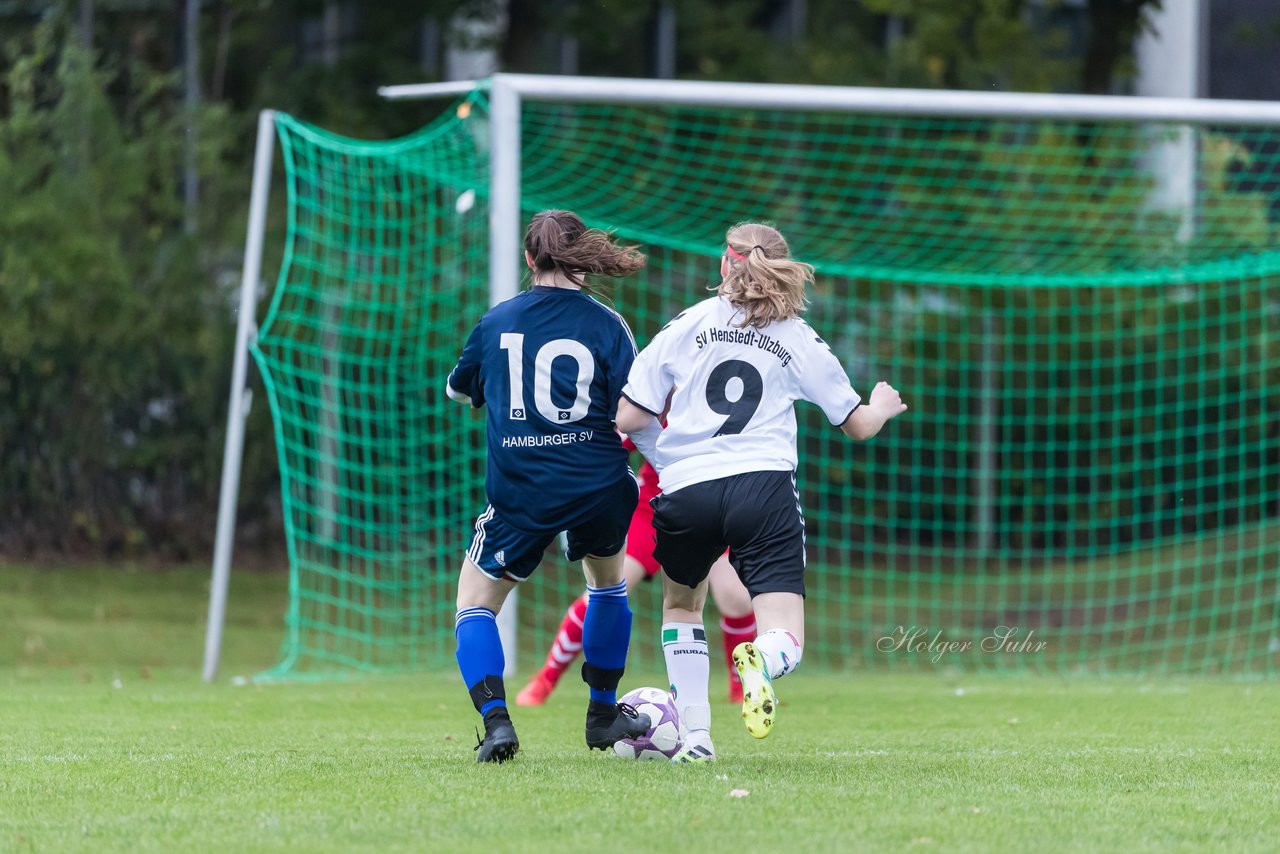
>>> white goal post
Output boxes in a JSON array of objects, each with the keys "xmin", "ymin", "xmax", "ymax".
[{"xmin": 203, "ymin": 73, "xmax": 1280, "ymax": 682}]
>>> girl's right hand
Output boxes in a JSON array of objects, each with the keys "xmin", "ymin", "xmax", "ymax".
[{"xmin": 869, "ymin": 381, "xmax": 908, "ymax": 419}]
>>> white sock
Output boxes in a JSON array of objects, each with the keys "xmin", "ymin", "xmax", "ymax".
[
  {"xmin": 662, "ymin": 622, "xmax": 711, "ymax": 740},
  {"xmin": 754, "ymin": 629, "xmax": 802, "ymax": 679}
]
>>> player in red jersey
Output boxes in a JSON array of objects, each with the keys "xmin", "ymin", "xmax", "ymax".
[{"xmin": 515, "ymin": 440, "xmax": 756, "ymax": 707}]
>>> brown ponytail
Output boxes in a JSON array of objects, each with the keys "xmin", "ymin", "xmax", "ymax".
[
  {"xmin": 718, "ymin": 222, "xmax": 812, "ymax": 329},
  {"xmin": 524, "ymin": 210, "xmax": 647, "ymax": 292}
]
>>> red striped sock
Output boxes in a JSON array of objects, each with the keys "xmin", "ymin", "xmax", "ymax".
[
  {"xmin": 720, "ymin": 611, "xmax": 757, "ymax": 691},
  {"xmin": 540, "ymin": 593, "xmax": 588, "ymax": 686}
]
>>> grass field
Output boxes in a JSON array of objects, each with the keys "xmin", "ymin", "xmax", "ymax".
[{"xmin": 4, "ymin": 564, "xmax": 1280, "ymax": 853}]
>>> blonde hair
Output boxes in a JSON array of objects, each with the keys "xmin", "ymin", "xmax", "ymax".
[
  {"xmin": 717, "ymin": 222, "xmax": 812, "ymax": 329},
  {"xmin": 524, "ymin": 210, "xmax": 647, "ymax": 294}
]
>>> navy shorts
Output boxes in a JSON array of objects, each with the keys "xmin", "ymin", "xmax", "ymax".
[
  {"xmin": 652, "ymin": 469, "xmax": 807, "ymax": 598},
  {"xmin": 466, "ymin": 476, "xmax": 639, "ymax": 582}
]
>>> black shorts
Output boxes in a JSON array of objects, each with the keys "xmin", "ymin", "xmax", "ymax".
[{"xmin": 651, "ymin": 469, "xmax": 807, "ymax": 598}]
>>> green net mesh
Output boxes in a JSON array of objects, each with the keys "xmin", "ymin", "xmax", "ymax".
[{"xmin": 252, "ymin": 91, "xmax": 1280, "ymax": 680}]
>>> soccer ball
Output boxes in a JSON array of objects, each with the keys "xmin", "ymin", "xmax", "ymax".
[{"xmin": 611, "ymin": 687, "xmax": 682, "ymax": 760}]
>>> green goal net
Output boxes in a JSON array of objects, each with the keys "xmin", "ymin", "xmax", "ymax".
[{"xmin": 250, "ymin": 90, "xmax": 1280, "ymax": 680}]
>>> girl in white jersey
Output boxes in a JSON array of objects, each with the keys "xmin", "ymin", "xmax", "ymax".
[{"xmin": 616, "ymin": 222, "xmax": 907, "ymax": 759}]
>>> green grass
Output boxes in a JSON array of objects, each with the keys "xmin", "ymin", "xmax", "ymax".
[{"xmin": 3, "ymin": 564, "xmax": 1279, "ymax": 853}]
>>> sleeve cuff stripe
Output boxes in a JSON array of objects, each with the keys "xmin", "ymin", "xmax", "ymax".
[
  {"xmin": 837, "ymin": 401, "xmax": 861, "ymax": 427},
  {"xmin": 445, "ymin": 381, "xmax": 471, "ymax": 404},
  {"xmin": 622, "ymin": 392, "xmax": 662, "ymax": 418}
]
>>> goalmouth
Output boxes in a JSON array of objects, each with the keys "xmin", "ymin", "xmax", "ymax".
[{"xmin": 204, "ymin": 74, "xmax": 1280, "ymax": 682}]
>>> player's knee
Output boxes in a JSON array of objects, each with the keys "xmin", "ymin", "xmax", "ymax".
[{"xmin": 661, "ymin": 583, "xmax": 706, "ymax": 616}]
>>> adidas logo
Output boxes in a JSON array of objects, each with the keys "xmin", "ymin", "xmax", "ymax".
[{"xmin": 494, "ymin": 550, "xmax": 507, "ymax": 566}]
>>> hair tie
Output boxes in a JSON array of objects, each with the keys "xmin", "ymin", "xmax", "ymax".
[{"xmin": 752, "ymin": 245, "xmax": 765, "ymax": 253}]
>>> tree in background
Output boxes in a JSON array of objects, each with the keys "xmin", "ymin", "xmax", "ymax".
[
  {"xmin": 0, "ymin": 16, "xmax": 247, "ymax": 556},
  {"xmin": 1082, "ymin": 0, "xmax": 1163, "ymax": 94},
  {"xmin": 0, "ymin": 0, "xmax": 1173, "ymax": 559},
  {"xmin": 499, "ymin": 0, "xmax": 1161, "ymax": 95}
]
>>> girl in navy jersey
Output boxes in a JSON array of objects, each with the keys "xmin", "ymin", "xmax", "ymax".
[
  {"xmin": 514, "ymin": 450, "xmax": 756, "ymax": 709},
  {"xmin": 447, "ymin": 210, "xmax": 652, "ymax": 762},
  {"xmin": 616, "ymin": 222, "xmax": 907, "ymax": 759}
]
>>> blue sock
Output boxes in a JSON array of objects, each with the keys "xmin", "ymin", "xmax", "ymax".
[
  {"xmin": 581, "ymin": 580, "xmax": 631, "ymax": 705},
  {"xmin": 455, "ymin": 607, "xmax": 506, "ymax": 716}
]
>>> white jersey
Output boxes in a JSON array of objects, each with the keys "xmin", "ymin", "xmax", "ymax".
[{"xmin": 622, "ymin": 296, "xmax": 861, "ymax": 493}]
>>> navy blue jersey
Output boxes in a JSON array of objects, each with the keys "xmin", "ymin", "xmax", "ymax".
[{"xmin": 446, "ymin": 286, "xmax": 637, "ymax": 532}]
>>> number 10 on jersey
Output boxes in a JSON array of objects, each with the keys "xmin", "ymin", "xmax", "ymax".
[{"xmin": 500, "ymin": 332, "xmax": 596, "ymax": 424}]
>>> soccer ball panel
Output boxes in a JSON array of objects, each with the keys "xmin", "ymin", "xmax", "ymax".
[{"xmin": 610, "ymin": 687, "xmax": 683, "ymax": 760}]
